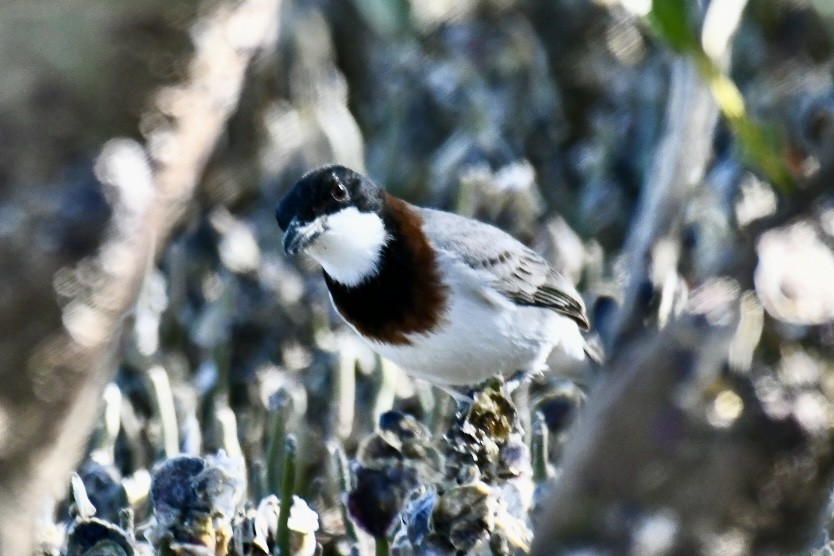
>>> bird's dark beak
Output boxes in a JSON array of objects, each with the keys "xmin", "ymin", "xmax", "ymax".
[{"xmin": 283, "ymin": 217, "xmax": 325, "ymax": 255}]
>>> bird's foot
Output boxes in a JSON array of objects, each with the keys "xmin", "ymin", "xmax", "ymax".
[{"xmin": 504, "ymin": 370, "xmax": 531, "ymax": 394}]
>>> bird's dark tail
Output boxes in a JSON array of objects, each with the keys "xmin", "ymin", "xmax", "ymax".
[{"xmin": 583, "ymin": 336, "xmax": 605, "ymax": 365}]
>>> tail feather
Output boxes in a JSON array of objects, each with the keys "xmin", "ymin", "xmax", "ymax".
[{"xmin": 583, "ymin": 335, "xmax": 605, "ymax": 365}]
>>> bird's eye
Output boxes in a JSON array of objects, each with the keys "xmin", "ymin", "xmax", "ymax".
[{"xmin": 331, "ymin": 179, "xmax": 349, "ymax": 202}]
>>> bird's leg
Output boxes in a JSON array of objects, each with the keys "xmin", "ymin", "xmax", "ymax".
[
  {"xmin": 435, "ymin": 384, "xmax": 474, "ymax": 415},
  {"xmin": 453, "ymin": 395, "xmax": 472, "ymax": 417},
  {"xmin": 504, "ymin": 370, "xmax": 530, "ymax": 394}
]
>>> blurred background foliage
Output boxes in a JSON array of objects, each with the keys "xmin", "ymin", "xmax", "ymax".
[{"xmin": 1, "ymin": 0, "xmax": 834, "ymax": 554}]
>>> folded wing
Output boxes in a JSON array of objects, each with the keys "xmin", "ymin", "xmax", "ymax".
[{"xmin": 419, "ymin": 207, "xmax": 590, "ymax": 330}]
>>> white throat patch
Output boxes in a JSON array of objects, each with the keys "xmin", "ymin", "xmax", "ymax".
[{"xmin": 306, "ymin": 207, "xmax": 389, "ymax": 287}]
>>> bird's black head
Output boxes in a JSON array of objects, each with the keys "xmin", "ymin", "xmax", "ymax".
[
  {"xmin": 275, "ymin": 165, "xmax": 390, "ymax": 286},
  {"xmin": 275, "ymin": 165, "xmax": 384, "ymax": 233}
]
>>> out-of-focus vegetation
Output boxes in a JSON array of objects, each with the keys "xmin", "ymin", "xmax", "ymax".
[{"xmin": 2, "ymin": 0, "xmax": 834, "ymax": 554}]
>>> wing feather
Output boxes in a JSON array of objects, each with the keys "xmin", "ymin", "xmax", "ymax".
[{"xmin": 419, "ymin": 207, "xmax": 590, "ymax": 330}]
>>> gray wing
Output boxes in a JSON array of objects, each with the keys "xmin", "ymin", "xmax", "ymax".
[{"xmin": 419, "ymin": 208, "xmax": 590, "ymax": 330}]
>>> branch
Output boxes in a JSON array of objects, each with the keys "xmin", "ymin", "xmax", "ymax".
[
  {"xmin": 0, "ymin": 1, "xmax": 280, "ymax": 553},
  {"xmin": 608, "ymin": 58, "xmax": 718, "ymax": 347}
]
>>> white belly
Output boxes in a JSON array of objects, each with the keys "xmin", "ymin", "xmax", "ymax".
[{"xmin": 344, "ymin": 260, "xmax": 586, "ymax": 386}]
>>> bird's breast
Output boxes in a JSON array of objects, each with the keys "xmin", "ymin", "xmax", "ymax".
[
  {"xmin": 360, "ymin": 284, "xmax": 554, "ymax": 385},
  {"xmin": 323, "ymin": 196, "xmax": 449, "ymax": 345}
]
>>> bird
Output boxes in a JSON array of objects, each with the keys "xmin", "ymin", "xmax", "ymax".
[{"xmin": 275, "ymin": 164, "xmax": 593, "ymax": 389}]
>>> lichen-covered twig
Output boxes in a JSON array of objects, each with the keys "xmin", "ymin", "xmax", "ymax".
[
  {"xmin": 276, "ymin": 435, "xmax": 298, "ymax": 556},
  {"xmin": 148, "ymin": 365, "xmax": 180, "ymax": 459},
  {"xmin": 327, "ymin": 441, "xmax": 360, "ymax": 553}
]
